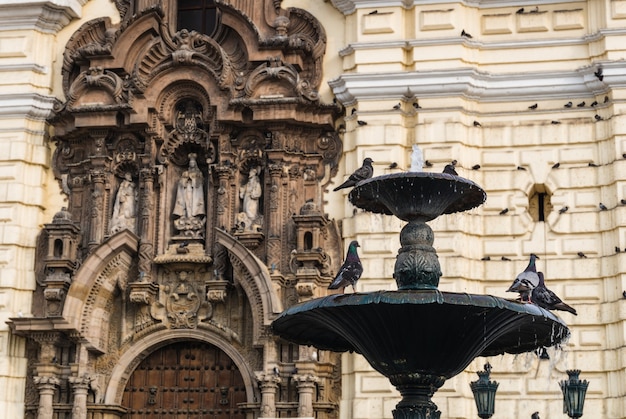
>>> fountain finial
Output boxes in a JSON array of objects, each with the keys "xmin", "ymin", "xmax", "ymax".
[{"xmin": 410, "ymin": 145, "xmax": 424, "ymax": 172}]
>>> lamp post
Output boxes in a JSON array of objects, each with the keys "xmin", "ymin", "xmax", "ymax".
[
  {"xmin": 559, "ymin": 369, "xmax": 589, "ymax": 418},
  {"xmin": 470, "ymin": 362, "xmax": 499, "ymax": 419}
]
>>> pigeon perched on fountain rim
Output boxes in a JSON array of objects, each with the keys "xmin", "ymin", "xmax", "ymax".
[
  {"xmin": 532, "ymin": 272, "xmax": 577, "ymax": 315},
  {"xmin": 507, "ymin": 253, "xmax": 540, "ymax": 302},
  {"xmin": 328, "ymin": 240, "xmax": 363, "ymax": 292},
  {"xmin": 333, "ymin": 158, "xmax": 374, "ymax": 191}
]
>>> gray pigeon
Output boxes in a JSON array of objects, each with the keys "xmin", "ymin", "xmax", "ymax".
[
  {"xmin": 328, "ymin": 241, "xmax": 363, "ymax": 292},
  {"xmin": 507, "ymin": 253, "xmax": 540, "ymax": 302},
  {"xmin": 333, "ymin": 158, "xmax": 374, "ymax": 191},
  {"xmin": 532, "ymin": 272, "xmax": 577, "ymax": 315}
]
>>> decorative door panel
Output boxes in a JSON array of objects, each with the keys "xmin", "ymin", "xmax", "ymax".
[{"xmin": 122, "ymin": 342, "xmax": 246, "ymax": 419}]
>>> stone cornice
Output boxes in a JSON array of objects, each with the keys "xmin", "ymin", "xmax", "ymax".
[
  {"xmin": 0, "ymin": 93, "xmax": 57, "ymax": 120},
  {"xmin": 339, "ymin": 28, "xmax": 626, "ymax": 55},
  {"xmin": 0, "ymin": 0, "xmax": 85, "ymax": 33},
  {"xmin": 330, "ymin": 0, "xmax": 579, "ymax": 15},
  {"xmin": 329, "ymin": 62, "xmax": 626, "ymax": 104}
]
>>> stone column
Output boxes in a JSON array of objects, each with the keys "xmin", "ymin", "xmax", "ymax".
[
  {"xmin": 213, "ymin": 165, "xmax": 233, "ymax": 231},
  {"xmin": 138, "ymin": 167, "xmax": 155, "ymax": 281},
  {"xmin": 267, "ymin": 163, "xmax": 283, "ymax": 271},
  {"xmin": 88, "ymin": 169, "xmax": 106, "ymax": 251},
  {"xmin": 33, "ymin": 376, "xmax": 60, "ymax": 419},
  {"xmin": 255, "ymin": 372, "xmax": 281, "ymax": 418},
  {"xmin": 294, "ymin": 374, "xmax": 319, "ymax": 418},
  {"xmin": 69, "ymin": 375, "xmax": 91, "ymax": 419}
]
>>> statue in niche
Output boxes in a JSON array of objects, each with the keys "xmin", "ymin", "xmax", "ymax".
[
  {"xmin": 238, "ymin": 167, "xmax": 263, "ymax": 231},
  {"xmin": 110, "ymin": 172, "xmax": 137, "ymax": 234},
  {"xmin": 173, "ymin": 153, "xmax": 205, "ymax": 237}
]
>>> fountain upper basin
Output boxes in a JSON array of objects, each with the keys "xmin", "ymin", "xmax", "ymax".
[
  {"xmin": 272, "ymin": 290, "xmax": 570, "ymax": 379},
  {"xmin": 348, "ymin": 172, "xmax": 486, "ymax": 222}
]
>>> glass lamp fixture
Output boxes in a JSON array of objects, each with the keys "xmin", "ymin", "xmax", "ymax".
[
  {"xmin": 470, "ymin": 362, "xmax": 499, "ymax": 419},
  {"xmin": 560, "ymin": 369, "xmax": 589, "ymax": 418}
]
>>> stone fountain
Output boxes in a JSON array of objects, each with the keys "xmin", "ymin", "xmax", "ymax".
[{"xmin": 272, "ymin": 170, "xmax": 570, "ymax": 419}]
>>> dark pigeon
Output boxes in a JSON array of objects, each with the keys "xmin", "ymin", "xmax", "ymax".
[
  {"xmin": 532, "ymin": 272, "xmax": 577, "ymax": 315},
  {"xmin": 328, "ymin": 241, "xmax": 363, "ymax": 292},
  {"xmin": 531, "ymin": 412, "xmax": 540, "ymax": 419},
  {"xmin": 507, "ymin": 253, "xmax": 540, "ymax": 302},
  {"xmin": 443, "ymin": 164, "xmax": 458, "ymax": 176},
  {"xmin": 333, "ymin": 158, "xmax": 374, "ymax": 191}
]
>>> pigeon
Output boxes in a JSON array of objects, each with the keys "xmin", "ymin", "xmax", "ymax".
[
  {"xmin": 388, "ymin": 162, "xmax": 399, "ymax": 169},
  {"xmin": 499, "ymin": 208, "xmax": 509, "ymax": 215},
  {"xmin": 413, "ymin": 102, "xmax": 422, "ymax": 109},
  {"xmin": 532, "ymin": 412, "xmax": 541, "ymax": 419},
  {"xmin": 564, "ymin": 101, "xmax": 573, "ymax": 108},
  {"xmin": 552, "ymin": 162, "xmax": 560, "ymax": 169},
  {"xmin": 351, "ymin": 108, "xmax": 357, "ymax": 115},
  {"xmin": 577, "ymin": 251, "xmax": 587, "ymax": 258},
  {"xmin": 368, "ymin": 10, "xmax": 378, "ymax": 14},
  {"xmin": 532, "ymin": 272, "xmax": 577, "ymax": 315},
  {"xmin": 595, "ymin": 115, "xmax": 604, "ymax": 121},
  {"xmin": 589, "ymin": 162, "xmax": 599, "ymax": 167},
  {"xmin": 517, "ymin": 166, "xmax": 527, "ymax": 171},
  {"xmin": 357, "ymin": 120, "xmax": 368, "ymax": 126},
  {"xmin": 393, "ymin": 103, "xmax": 401, "ymax": 110},
  {"xmin": 594, "ymin": 68, "xmax": 604, "ymax": 81},
  {"xmin": 424, "ymin": 160, "xmax": 433, "ymax": 167},
  {"xmin": 333, "ymin": 158, "xmax": 374, "ymax": 191},
  {"xmin": 517, "ymin": 7, "xmax": 524, "ymax": 14},
  {"xmin": 481, "ymin": 256, "xmax": 491, "ymax": 261},
  {"xmin": 472, "ymin": 164, "xmax": 481, "ymax": 170},
  {"xmin": 559, "ymin": 206, "xmax": 569, "ymax": 214},
  {"xmin": 328, "ymin": 240, "xmax": 363, "ymax": 292},
  {"xmin": 599, "ymin": 203, "xmax": 608, "ymax": 211},
  {"xmin": 591, "ymin": 100, "xmax": 598, "ymax": 107},
  {"xmin": 551, "ymin": 120, "xmax": 561, "ymax": 124},
  {"xmin": 507, "ymin": 253, "xmax": 540, "ymax": 302},
  {"xmin": 501, "ymin": 256, "xmax": 511, "ymax": 261},
  {"xmin": 577, "ymin": 101, "xmax": 586, "ymax": 107},
  {"xmin": 623, "ymin": 290, "xmax": 626, "ymax": 299},
  {"xmin": 621, "ymin": 199, "xmax": 626, "ymax": 205},
  {"xmin": 461, "ymin": 29, "xmax": 472, "ymax": 38},
  {"xmin": 443, "ymin": 164, "xmax": 458, "ymax": 175},
  {"xmin": 528, "ymin": 103, "xmax": 538, "ymax": 109},
  {"xmin": 604, "ymin": 95, "xmax": 610, "ymax": 103},
  {"xmin": 615, "ymin": 246, "xmax": 621, "ymax": 253},
  {"xmin": 473, "ymin": 120, "xmax": 481, "ymax": 127}
]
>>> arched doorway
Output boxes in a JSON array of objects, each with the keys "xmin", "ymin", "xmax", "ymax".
[{"xmin": 122, "ymin": 341, "xmax": 246, "ymax": 418}]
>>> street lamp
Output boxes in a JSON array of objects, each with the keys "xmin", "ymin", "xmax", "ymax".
[
  {"xmin": 559, "ymin": 369, "xmax": 589, "ymax": 418},
  {"xmin": 470, "ymin": 362, "xmax": 499, "ymax": 419}
]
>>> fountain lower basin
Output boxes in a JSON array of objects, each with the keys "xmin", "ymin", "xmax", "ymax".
[{"xmin": 272, "ymin": 290, "xmax": 569, "ymax": 380}]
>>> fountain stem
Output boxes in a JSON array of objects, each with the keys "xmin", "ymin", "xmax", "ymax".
[
  {"xmin": 390, "ymin": 372, "xmax": 445, "ymax": 419},
  {"xmin": 394, "ymin": 221, "xmax": 442, "ymax": 290}
]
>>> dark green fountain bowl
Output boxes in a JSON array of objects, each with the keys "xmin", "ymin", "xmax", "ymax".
[
  {"xmin": 272, "ymin": 290, "xmax": 570, "ymax": 380},
  {"xmin": 348, "ymin": 172, "xmax": 486, "ymax": 222}
]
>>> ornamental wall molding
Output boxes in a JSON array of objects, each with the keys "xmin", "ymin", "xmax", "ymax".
[
  {"xmin": 329, "ymin": 64, "xmax": 625, "ymax": 104},
  {"xmin": 0, "ymin": 0, "xmax": 85, "ymax": 32},
  {"xmin": 330, "ymin": 0, "xmax": 581, "ymax": 15}
]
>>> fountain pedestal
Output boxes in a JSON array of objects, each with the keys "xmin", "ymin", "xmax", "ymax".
[{"xmin": 272, "ymin": 172, "xmax": 570, "ymax": 418}]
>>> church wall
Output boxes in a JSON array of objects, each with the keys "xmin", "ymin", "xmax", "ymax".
[{"xmin": 317, "ymin": 0, "xmax": 626, "ymax": 418}]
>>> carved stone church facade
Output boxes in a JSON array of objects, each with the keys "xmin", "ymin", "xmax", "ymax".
[{"xmin": 7, "ymin": 1, "xmax": 343, "ymax": 418}]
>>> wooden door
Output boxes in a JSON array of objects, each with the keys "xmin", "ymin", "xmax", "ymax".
[{"xmin": 122, "ymin": 341, "xmax": 247, "ymax": 419}]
